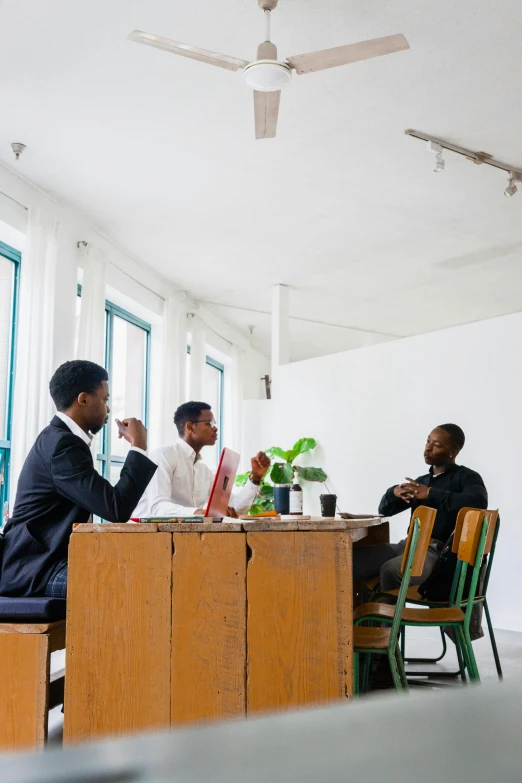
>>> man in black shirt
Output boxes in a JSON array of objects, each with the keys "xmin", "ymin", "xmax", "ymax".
[{"xmin": 353, "ymin": 423, "xmax": 488, "ymax": 591}]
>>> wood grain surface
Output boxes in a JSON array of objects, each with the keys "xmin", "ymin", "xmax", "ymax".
[
  {"xmin": 246, "ymin": 531, "xmax": 353, "ymax": 714},
  {"xmin": 0, "ymin": 632, "xmax": 49, "ymax": 750},
  {"xmin": 171, "ymin": 532, "xmax": 247, "ymax": 725},
  {"xmin": 63, "ymin": 531, "xmax": 172, "ymax": 743}
]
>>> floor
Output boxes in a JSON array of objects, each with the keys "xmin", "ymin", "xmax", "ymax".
[{"xmin": 46, "ymin": 625, "xmax": 522, "ymax": 747}]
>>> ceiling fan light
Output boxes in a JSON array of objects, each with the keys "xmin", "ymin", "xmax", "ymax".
[{"xmin": 243, "ymin": 60, "xmax": 292, "ymax": 92}]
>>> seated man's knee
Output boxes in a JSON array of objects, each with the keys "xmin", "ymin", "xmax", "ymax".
[{"xmin": 379, "ymin": 557, "xmax": 403, "ymax": 591}]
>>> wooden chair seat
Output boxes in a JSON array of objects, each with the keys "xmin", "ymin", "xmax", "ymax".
[
  {"xmin": 354, "ymin": 626, "xmax": 391, "ymax": 650},
  {"xmin": 354, "ymin": 602, "xmax": 465, "ymax": 624}
]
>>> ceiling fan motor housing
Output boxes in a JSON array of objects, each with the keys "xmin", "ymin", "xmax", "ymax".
[{"xmin": 258, "ymin": 0, "xmax": 279, "ymax": 10}]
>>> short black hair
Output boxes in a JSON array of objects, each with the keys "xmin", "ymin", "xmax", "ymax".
[
  {"xmin": 174, "ymin": 401, "xmax": 211, "ymax": 436},
  {"xmin": 49, "ymin": 360, "xmax": 108, "ymax": 411},
  {"xmin": 437, "ymin": 423, "xmax": 465, "ymax": 452}
]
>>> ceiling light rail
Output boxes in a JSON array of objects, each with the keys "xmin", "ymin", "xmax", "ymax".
[{"xmin": 406, "ymin": 129, "xmax": 522, "ymax": 196}]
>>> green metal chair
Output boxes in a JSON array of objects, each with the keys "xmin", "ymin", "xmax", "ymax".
[
  {"xmin": 371, "ymin": 508, "xmax": 501, "ymax": 681},
  {"xmin": 354, "ymin": 509, "xmax": 490, "ymax": 685},
  {"xmin": 353, "ymin": 506, "xmax": 437, "ymax": 695}
]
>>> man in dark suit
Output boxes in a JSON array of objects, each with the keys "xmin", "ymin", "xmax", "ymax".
[{"xmin": 0, "ymin": 360, "xmax": 157, "ymax": 598}]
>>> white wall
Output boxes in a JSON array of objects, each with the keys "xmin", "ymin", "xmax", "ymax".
[{"xmin": 259, "ymin": 312, "xmax": 522, "ymax": 633}]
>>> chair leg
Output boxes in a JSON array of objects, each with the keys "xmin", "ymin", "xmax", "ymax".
[
  {"xmin": 455, "ymin": 635, "xmax": 467, "ymax": 684},
  {"xmin": 464, "ymin": 628, "xmax": 480, "ymax": 683},
  {"xmin": 456, "ymin": 626, "xmax": 480, "ymax": 684},
  {"xmin": 484, "ymin": 599, "xmax": 503, "ymax": 681},
  {"xmin": 395, "ymin": 643, "xmax": 409, "ymax": 692},
  {"xmin": 388, "ymin": 649, "xmax": 405, "ymax": 693},
  {"xmin": 353, "ymin": 652, "xmax": 360, "ymax": 697},
  {"xmin": 362, "ymin": 653, "xmax": 371, "ymax": 694}
]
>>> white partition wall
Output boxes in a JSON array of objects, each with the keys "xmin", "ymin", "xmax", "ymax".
[{"xmin": 265, "ymin": 311, "xmax": 522, "ymax": 632}]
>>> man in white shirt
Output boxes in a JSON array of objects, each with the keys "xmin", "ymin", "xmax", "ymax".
[{"xmin": 134, "ymin": 401, "xmax": 270, "ymax": 518}]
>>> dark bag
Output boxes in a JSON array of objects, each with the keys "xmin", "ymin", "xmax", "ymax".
[
  {"xmin": 419, "ymin": 533, "xmax": 482, "ymax": 602},
  {"xmin": 418, "ymin": 534, "xmax": 457, "ymax": 601}
]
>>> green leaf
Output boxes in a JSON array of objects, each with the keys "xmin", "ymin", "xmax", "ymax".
[
  {"xmin": 292, "ymin": 438, "xmax": 316, "ymax": 456},
  {"xmin": 235, "ymin": 471, "xmax": 250, "ymax": 487},
  {"xmin": 296, "ymin": 466, "xmax": 327, "ymax": 482},
  {"xmin": 270, "ymin": 462, "xmax": 295, "ymax": 485},
  {"xmin": 259, "ymin": 484, "xmax": 274, "ymax": 500},
  {"xmin": 265, "ymin": 446, "xmax": 289, "ymax": 461},
  {"xmin": 284, "ymin": 449, "xmax": 299, "ymax": 464}
]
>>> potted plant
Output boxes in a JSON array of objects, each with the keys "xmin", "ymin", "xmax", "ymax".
[{"xmin": 236, "ymin": 438, "xmax": 327, "ymax": 515}]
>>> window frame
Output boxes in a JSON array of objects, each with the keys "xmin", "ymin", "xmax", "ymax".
[
  {"xmin": 186, "ymin": 346, "xmax": 225, "ymax": 456},
  {"xmin": 100, "ymin": 300, "xmax": 151, "ymax": 479},
  {"xmin": 0, "ymin": 241, "xmax": 21, "ymax": 518},
  {"xmin": 76, "ymin": 286, "xmax": 151, "ymax": 480}
]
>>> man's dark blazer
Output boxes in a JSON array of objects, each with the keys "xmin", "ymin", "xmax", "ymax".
[{"xmin": 0, "ymin": 416, "xmax": 157, "ymax": 596}]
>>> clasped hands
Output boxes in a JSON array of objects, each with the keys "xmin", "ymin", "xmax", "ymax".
[{"xmin": 393, "ymin": 478, "xmax": 430, "ymax": 504}]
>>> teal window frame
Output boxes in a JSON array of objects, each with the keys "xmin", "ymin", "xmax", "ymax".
[
  {"xmin": 77, "ymin": 286, "xmax": 151, "ymax": 480},
  {"xmin": 186, "ymin": 346, "xmax": 225, "ymax": 455},
  {"xmin": 0, "ymin": 241, "xmax": 21, "ymax": 520}
]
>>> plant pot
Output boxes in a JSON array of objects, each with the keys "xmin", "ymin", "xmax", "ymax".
[{"xmin": 273, "ymin": 484, "xmax": 291, "ymax": 515}]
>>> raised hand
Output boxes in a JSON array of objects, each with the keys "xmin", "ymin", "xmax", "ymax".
[
  {"xmin": 250, "ymin": 451, "xmax": 270, "ymax": 481},
  {"xmin": 115, "ymin": 418, "xmax": 147, "ymax": 452}
]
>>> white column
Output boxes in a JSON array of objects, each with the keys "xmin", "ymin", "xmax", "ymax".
[{"xmin": 271, "ymin": 284, "xmax": 289, "ymax": 396}]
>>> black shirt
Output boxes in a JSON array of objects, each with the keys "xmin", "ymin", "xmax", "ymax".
[{"xmin": 378, "ymin": 464, "xmax": 488, "ymax": 544}]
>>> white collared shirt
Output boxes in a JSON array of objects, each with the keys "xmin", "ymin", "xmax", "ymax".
[
  {"xmin": 133, "ymin": 439, "xmax": 259, "ymax": 518},
  {"xmin": 55, "ymin": 412, "xmax": 149, "ymax": 459},
  {"xmin": 55, "ymin": 412, "xmax": 93, "ymax": 446}
]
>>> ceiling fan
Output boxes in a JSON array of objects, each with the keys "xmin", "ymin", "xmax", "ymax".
[{"xmin": 128, "ymin": 0, "xmax": 409, "ymax": 140}]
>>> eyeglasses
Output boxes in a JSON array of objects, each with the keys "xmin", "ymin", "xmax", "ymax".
[{"xmin": 190, "ymin": 419, "xmax": 217, "ymax": 428}]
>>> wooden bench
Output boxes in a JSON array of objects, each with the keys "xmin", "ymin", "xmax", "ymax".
[{"xmin": 0, "ymin": 598, "xmax": 66, "ymax": 752}]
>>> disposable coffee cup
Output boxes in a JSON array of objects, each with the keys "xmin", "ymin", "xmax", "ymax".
[{"xmin": 320, "ymin": 494, "xmax": 337, "ymax": 518}]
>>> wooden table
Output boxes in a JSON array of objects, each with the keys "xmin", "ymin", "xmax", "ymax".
[{"xmin": 63, "ymin": 517, "xmax": 388, "ymax": 744}]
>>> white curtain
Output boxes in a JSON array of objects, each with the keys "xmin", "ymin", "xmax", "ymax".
[
  {"xmin": 230, "ymin": 345, "xmax": 245, "ymax": 453},
  {"xmin": 161, "ymin": 293, "xmax": 188, "ymax": 443},
  {"xmin": 76, "ymin": 243, "xmax": 107, "ymax": 366},
  {"xmin": 188, "ymin": 314, "xmax": 206, "ymax": 401},
  {"xmin": 9, "ymin": 207, "xmax": 59, "ymax": 499}
]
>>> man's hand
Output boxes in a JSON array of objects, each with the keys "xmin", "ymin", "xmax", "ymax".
[
  {"xmin": 394, "ymin": 479, "xmax": 430, "ymax": 503},
  {"xmin": 393, "ymin": 483, "xmax": 414, "ymax": 503},
  {"xmin": 404, "ymin": 478, "xmax": 430, "ymax": 501},
  {"xmin": 115, "ymin": 418, "xmax": 147, "ymax": 452},
  {"xmin": 251, "ymin": 451, "xmax": 271, "ymax": 481}
]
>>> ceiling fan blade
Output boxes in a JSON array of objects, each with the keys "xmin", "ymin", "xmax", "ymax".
[
  {"xmin": 127, "ymin": 30, "xmax": 250, "ymax": 72},
  {"xmin": 254, "ymin": 90, "xmax": 281, "ymax": 140},
  {"xmin": 286, "ymin": 33, "xmax": 409, "ymax": 75}
]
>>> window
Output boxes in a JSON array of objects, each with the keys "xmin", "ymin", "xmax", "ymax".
[
  {"xmin": 0, "ymin": 242, "xmax": 20, "ymax": 524},
  {"xmin": 76, "ymin": 289, "xmax": 151, "ymax": 484},
  {"xmin": 101, "ymin": 302, "xmax": 151, "ymax": 483},
  {"xmin": 186, "ymin": 349, "xmax": 224, "ymax": 471}
]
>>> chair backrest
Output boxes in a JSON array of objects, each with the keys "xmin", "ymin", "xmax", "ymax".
[
  {"xmin": 455, "ymin": 510, "xmax": 489, "ymax": 620},
  {"xmin": 452, "ymin": 507, "xmax": 499, "ymax": 554},
  {"xmin": 389, "ymin": 517, "xmax": 421, "ymax": 645},
  {"xmin": 400, "ymin": 506, "xmax": 437, "ymax": 577},
  {"xmin": 448, "ymin": 508, "xmax": 499, "ymax": 604},
  {"xmin": 458, "ymin": 510, "xmax": 491, "ymax": 566}
]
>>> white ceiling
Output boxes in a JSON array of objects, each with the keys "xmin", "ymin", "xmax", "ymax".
[{"xmin": 1, "ymin": 0, "xmax": 522, "ymax": 361}]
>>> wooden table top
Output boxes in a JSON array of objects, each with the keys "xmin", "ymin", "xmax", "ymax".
[{"xmin": 73, "ymin": 517, "xmax": 386, "ymax": 534}]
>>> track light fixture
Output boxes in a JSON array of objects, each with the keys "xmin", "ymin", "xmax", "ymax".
[
  {"xmin": 408, "ymin": 130, "xmax": 522, "ymax": 199},
  {"xmin": 504, "ymin": 172, "xmax": 520, "ymax": 198},
  {"xmin": 426, "ymin": 141, "xmax": 445, "ymax": 173}
]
